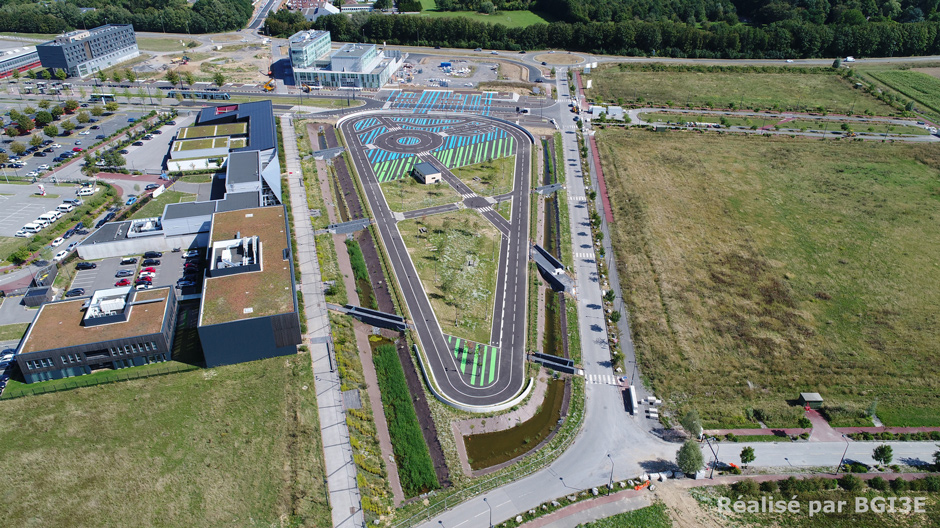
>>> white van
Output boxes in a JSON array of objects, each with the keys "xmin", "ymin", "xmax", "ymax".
[
  {"xmin": 77, "ymin": 187, "xmax": 98, "ymax": 197},
  {"xmin": 22, "ymin": 223, "xmax": 43, "ymax": 234},
  {"xmin": 38, "ymin": 212, "xmax": 59, "ymax": 224},
  {"xmin": 33, "ymin": 217, "xmax": 50, "ymax": 228},
  {"xmin": 57, "ymin": 203, "xmax": 74, "ymax": 214}
]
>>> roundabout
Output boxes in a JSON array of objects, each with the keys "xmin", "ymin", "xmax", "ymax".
[
  {"xmin": 373, "ymin": 128, "xmax": 444, "ymax": 153},
  {"xmin": 533, "ymin": 52, "xmax": 586, "ymax": 66}
]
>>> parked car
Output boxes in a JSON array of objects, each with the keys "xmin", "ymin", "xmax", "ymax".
[
  {"xmin": 74, "ymin": 140, "xmax": 82, "ymax": 145},
  {"xmin": 95, "ymin": 135, "xmax": 106, "ymax": 140},
  {"xmin": 115, "ymin": 269, "xmax": 134, "ymax": 277},
  {"xmin": 177, "ymin": 280, "xmax": 195, "ymax": 287},
  {"xmin": 37, "ymin": 164, "xmax": 50, "ymax": 170},
  {"xmin": 143, "ymin": 251, "xmax": 162, "ymax": 258},
  {"xmin": 141, "ymin": 267, "xmax": 156, "ymax": 273},
  {"xmin": 42, "ymin": 147, "xmax": 53, "ymax": 153},
  {"xmin": 90, "ymin": 125, "xmax": 100, "ymax": 129},
  {"xmin": 182, "ymin": 249, "xmax": 199, "ymax": 258},
  {"xmin": 134, "ymin": 278, "xmax": 152, "ymax": 286},
  {"xmin": 65, "ymin": 288, "xmax": 85, "ymax": 297},
  {"xmin": 153, "ymin": 130, "xmax": 162, "ymax": 134},
  {"xmin": 135, "ymin": 283, "xmax": 153, "ymax": 290},
  {"xmin": 139, "ymin": 271, "xmax": 155, "ymax": 279},
  {"xmin": 183, "ymin": 262, "xmax": 198, "ymax": 270},
  {"xmin": 115, "ymin": 278, "xmax": 131, "ymax": 286},
  {"xmin": 14, "ymin": 230, "xmax": 31, "ymax": 238},
  {"xmin": 34, "ymin": 152, "xmax": 47, "ymax": 157},
  {"xmin": 120, "ymin": 257, "xmax": 138, "ymax": 265},
  {"xmin": 66, "ymin": 241, "xmax": 79, "ymax": 251},
  {"xmin": 143, "ymin": 134, "xmax": 153, "ymax": 140},
  {"xmin": 125, "ymin": 196, "xmax": 137, "ymax": 206},
  {"xmin": 142, "ymin": 258, "xmax": 160, "ymax": 266},
  {"xmin": 50, "ymin": 237, "xmax": 65, "ymax": 247},
  {"xmin": 53, "ymin": 250, "xmax": 68, "ymax": 261},
  {"xmin": 132, "ymin": 141, "xmax": 144, "ymax": 146},
  {"xmin": 145, "ymin": 184, "xmax": 160, "ymax": 191},
  {"xmin": 76, "ymin": 261, "xmax": 96, "ymax": 270},
  {"xmin": 51, "ymin": 143, "xmax": 61, "ymax": 148},
  {"xmin": 72, "ymin": 147, "xmax": 83, "ymax": 152},
  {"xmin": 119, "ymin": 149, "xmax": 129, "ymax": 154},
  {"xmin": 168, "ymin": 121, "xmax": 176, "ymax": 125}
]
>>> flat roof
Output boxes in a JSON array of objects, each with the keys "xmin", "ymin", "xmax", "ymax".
[
  {"xmin": 414, "ymin": 162, "xmax": 439, "ymax": 175},
  {"xmin": 227, "ymin": 151, "xmax": 260, "ymax": 184},
  {"xmin": 163, "ymin": 200, "xmax": 218, "ymax": 221},
  {"xmin": 200, "ymin": 206, "xmax": 294, "ymax": 326},
  {"xmin": 196, "ymin": 100, "xmax": 276, "ymax": 154},
  {"xmin": 173, "ymin": 137, "xmax": 229, "ymax": 151},
  {"xmin": 800, "ymin": 392, "xmax": 824, "ymax": 401},
  {"xmin": 82, "ymin": 220, "xmax": 132, "ymax": 245},
  {"xmin": 178, "ymin": 122, "xmax": 247, "ymax": 140},
  {"xmin": 19, "ymin": 288, "xmax": 170, "ymax": 354},
  {"xmin": 335, "ymin": 43, "xmax": 374, "ymax": 59},
  {"xmin": 215, "ymin": 191, "xmax": 260, "ymax": 213}
]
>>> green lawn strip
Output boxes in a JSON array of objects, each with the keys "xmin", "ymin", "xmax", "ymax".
[
  {"xmin": 450, "ymin": 155, "xmax": 515, "ymax": 197},
  {"xmin": 0, "ymin": 236, "xmax": 29, "ymax": 265},
  {"xmin": 177, "ymin": 173, "xmax": 213, "ymax": 183},
  {"xmin": 0, "ymin": 322, "xmax": 29, "ymax": 342},
  {"xmin": 372, "ymin": 343, "xmax": 439, "ymax": 497},
  {"xmin": 588, "ymin": 65, "xmax": 897, "ymax": 116},
  {"xmin": 130, "ymin": 190, "xmax": 197, "ymax": 219},
  {"xmin": 346, "ymin": 238, "xmax": 377, "ymax": 309},
  {"xmin": 0, "ymin": 356, "xmax": 330, "ymax": 527},
  {"xmin": 573, "ymin": 503, "xmax": 671, "ymax": 528},
  {"xmin": 565, "ymin": 300, "xmax": 582, "ymax": 366},
  {"xmin": 315, "ymin": 233, "xmax": 348, "ymax": 305},
  {"xmin": 380, "ymin": 176, "xmax": 461, "ymax": 213},
  {"xmin": 599, "ymin": 128, "xmax": 940, "ymax": 427},
  {"xmin": 398, "ymin": 209, "xmax": 499, "ymax": 344},
  {"xmin": 329, "ymin": 314, "xmax": 393, "ymax": 519},
  {"xmin": 781, "ymin": 119, "xmax": 929, "ymax": 135},
  {"xmin": 135, "ymin": 37, "xmax": 199, "ymax": 52}
]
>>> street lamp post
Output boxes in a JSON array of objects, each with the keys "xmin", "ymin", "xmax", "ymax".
[
  {"xmin": 836, "ymin": 434, "xmax": 850, "ymax": 474},
  {"xmin": 607, "ymin": 453, "xmax": 614, "ymax": 495},
  {"xmin": 483, "ymin": 497, "xmax": 492, "ymax": 528}
]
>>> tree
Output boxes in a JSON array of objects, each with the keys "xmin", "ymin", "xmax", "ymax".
[
  {"xmin": 136, "ymin": 87, "xmax": 147, "ymax": 104},
  {"xmin": 213, "ymin": 72, "xmax": 226, "ymax": 87},
  {"xmin": 64, "ymin": 99, "xmax": 79, "ymax": 113},
  {"xmin": 122, "ymin": 88, "xmax": 132, "ymax": 102},
  {"xmin": 610, "ymin": 310, "xmax": 621, "ymax": 323},
  {"xmin": 124, "ymin": 68, "xmax": 136, "ymax": 82},
  {"xmin": 838, "ymin": 474, "xmax": 863, "ymax": 492},
  {"xmin": 26, "ymin": 70, "xmax": 36, "ymax": 80},
  {"xmin": 90, "ymin": 105, "xmax": 104, "ymax": 117},
  {"xmin": 76, "ymin": 111, "xmax": 90, "ymax": 124},
  {"xmin": 79, "ymin": 87, "xmax": 87, "ymax": 100},
  {"xmin": 43, "ymin": 124, "xmax": 58, "ymax": 138},
  {"xmin": 112, "ymin": 71, "xmax": 123, "ymax": 83},
  {"xmin": 11, "ymin": 69, "xmax": 20, "ymax": 82},
  {"xmin": 165, "ymin": 71, "xmax": 180, "ymax": 86},
  {"xmin": 833, "ymin": 58, "xmax": 842, "ymax": 68},
  {"xmin": 50, "ymin": 106, "xmax": 63, "ymax": 119},
  {"xmin": 934, "ymin": 446, "xmax": 940, "ymax": 469},
  {"xmin": 54, "ymin": 69, "xmax": 67, "ymax": 82},
  {"xmin": 29, "ymin": 134, "xmax": 43, "ymax": 148},
  {"xmin": 5, "ymin": 128, "xmax": 17, "ymax": 138},
  {"xmin": 97, "ymin": 70, "xmax": 107, "ymax": 84},
  {"xmin": 61, "ymin": 120, "xmax": 75, "ymax": 133},
  {"xmin": 10, "ymin": 142, "xmax": 26, "ymax": 155},
  {"xmin": 873, "ymin": 444, "xmax": 893, "ymax": 466},
  {"xmin": 41, "ymin": 69, "xmax": 51, "ymax": 81},
  {"xmin": 37, "ymin": 99, "xmax": 50, "ymax": 109},
  {"xmin": 676, "ymin": 439, "xmax": 704, "ymax": 475},
  {"xmin": 681, "ymin": 410, "xmax": 703, "ymax": 439},
  {"xmin": 104, "ymin": 102, "xmax": 120, "ymax": 113},
  {"xmin": 103, "ymin": 150, "xmax": 125, "ymax": 169},
  {"xmin": 183, "ymin": 71, "xmax": 195, "ymax": 87},
  {"xmin": 17, "ymin": 117, "xmax": 34, "ymax": 133},
  {"xmin": 0, "ymin": 152, "xmax": 7, "ymax": 178},
  {"xmin": 33, "ymin": 111, "xmax": 53, "ymax": 128},
  {"xmin": 740, "ymin": 446, "xmax": 756, "ymax": 468},
  {"xmin": 23, "ymin": 106, "xmax": 35, "ymax": 115}
]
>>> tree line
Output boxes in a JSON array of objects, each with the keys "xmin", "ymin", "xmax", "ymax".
[
  {"xmin": 0, "ymin": 0, "xmax": 252, "ymax": 35},
  {"xmin": 262, "ymin": 11, "xmax": 940, "ymax": 58}
]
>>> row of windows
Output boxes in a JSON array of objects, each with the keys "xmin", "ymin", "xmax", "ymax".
[
  {"xmin": 61, "ymin": 353, "xmax": 81, "ymax": 364},
  {"xmin": 110, "ymin": 342, "xmax": 158, "ymax": 356},
  {"xmin": 25, "ymin": 358, "xmax": 54, "ymax": 370}
]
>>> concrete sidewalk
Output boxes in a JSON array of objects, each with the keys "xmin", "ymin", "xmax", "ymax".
[{"xmin": 281, "ymin": 114, "xmax": 364, "ymax": 528}]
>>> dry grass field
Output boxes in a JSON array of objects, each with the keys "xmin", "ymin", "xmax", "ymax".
[
  {"xmin": 0, "ymin": 356, "xmax": 330, "ymax": 527},
  {"xmin": 598, "ymin": 128, "xmax": 940, "ymax": 428}
]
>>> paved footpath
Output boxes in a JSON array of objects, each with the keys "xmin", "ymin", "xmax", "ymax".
[{"xmin": 281, "ymin": 114, "xmax": 364, "ymax": 528}]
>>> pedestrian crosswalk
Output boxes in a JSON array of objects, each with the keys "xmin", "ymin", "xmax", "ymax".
[
  {"xmin": 461, "ymin": 192, "xmax": 476, "ymax": 199},
  {"xmin": 569, "ymin": 195, "xmax": 586, "ymax": 202},
  {"xmin": 586, "ymin": 374, "xmax": 620, "ymax": 386},
  {"xmin": 478, "ymin": 206, "xmax": 494, "ymax": 213},
  {"xmin": 575, "ymin": 252, "xmax": 595, "ymax": 260}
]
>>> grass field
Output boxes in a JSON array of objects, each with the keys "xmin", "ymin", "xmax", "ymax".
[
  {"xmin": 451, "ymin": 155, "xmax": 515, "ymax": 196},
  {"xmin": 598, "ymin": 128, "xmax": 940, "ymax": 428},
  {"xmin": 418, "ymin": 0, "xmax": 550, "ymax": 27},
  {"xmin": 0, "ymin": 356, "xmax": 331, "ymax": 527},
  {"xmin": 135, "ymin": 37, "xmax": 199, "ymax": 52},
  {"xmin": 380, "ymin": 176, "xmax": 460, "ymax": 213},
  {"xmin": 587, "ymin": 65, "xmax": 897, "ymax": 116},
  {"xmin": 579, "ymin": 503, "xmax": 672, "ymax": 528},
  {"xmin": 399, "ymin": 209, "xmax": 499, "ymax": 343},
  {"xmin": 868, "ymin": 69, "xmax": 940, "ymax": 116},
  {"xmin": 131, "ymin": 190, "xmax": 196, "ymax": 219},
  {"xmin": 639, "ymin": 112, "xmax": 930, "ymax": 135},
  {"xmin": 0, "ymin": 236, "xmax": 29, "ymax": 264},
  {"xmin": 0, "ymin": 322, "xmax": 29, "ymax": 342}
]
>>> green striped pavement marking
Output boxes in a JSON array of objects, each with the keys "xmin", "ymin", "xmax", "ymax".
[
  {"xmin": 478, "ymin": 345, "xmax": 490, "ymax": 386},
  {"xmin": 488, "ymin": 345, "xmax": 498, "ymax": 384},
  {"xmin": 459, "ymin": 339, "xmax": 469, "ymax": 374},
  {"xmin": 469, "ymin": 345, "xmax": 479, "ymax": 385}
]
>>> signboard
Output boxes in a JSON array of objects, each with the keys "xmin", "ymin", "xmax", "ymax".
[{"xmin": 152, "ymin": 184, "xmax": 166, "ymax": 198}]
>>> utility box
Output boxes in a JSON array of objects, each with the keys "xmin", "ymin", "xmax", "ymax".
[{"xmin": 799, "ymin": 392, "xmax": 824, "ymax": 409}]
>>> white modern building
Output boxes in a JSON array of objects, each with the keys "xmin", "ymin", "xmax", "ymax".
[
  {"xmin": 290, "ymin": 30, "xmax": 403, "ymax": 89},
  {"xmin": 0, "ymin": 47, "xmax": 40, "ymax": 79}
]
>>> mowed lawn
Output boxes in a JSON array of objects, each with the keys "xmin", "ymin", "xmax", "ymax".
[
  {"xmin": 418, "ymin": 0, "xmax": 549, "ymax": 27},
  {"xmin": 131, "ymin": 189, "xmax": 197, "ymax": 219},
  {"xmin": 380, "ymin": 175, "xmax": 460, "ymax": 212},
  {"xmin": 587, "ymin": 66, "xmax": 897, "ymax": 116},
  {"xmin": 598, "ymin": 128, "xmax": 940, "ymax": 428},
  {"xmin": 451, "ymin": 155, "xmax": 516, "ymax": 196},
  {"xmin": 0, "ymin": 356, "xmax": 330, "ymax": 527},
  {"xmin": 399, "ymin": 209, "xmax": 499, "ymax": 343}
]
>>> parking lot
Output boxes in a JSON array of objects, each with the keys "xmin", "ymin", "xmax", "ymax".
[
  {"xmin": 402, "ymin": 58, "xmax": 500, "ymax": 88},
  {"xmin": 0, "ymin": 182, "xmax": 74, "ymax": 236},
  {"xmin": 123, "ymin": 115, "xmax": 196, "ymax": 173},
  {"xmin": 67, "ymin": 250, "xmax": 203, "ymax": 296}
]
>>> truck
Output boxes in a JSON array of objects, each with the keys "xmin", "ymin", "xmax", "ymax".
[{"xmin": 263, "ymin": 79, "xmax": 275, "ymax": 92}]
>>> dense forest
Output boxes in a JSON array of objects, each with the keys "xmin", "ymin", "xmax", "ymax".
[
  {"xmin": 264, "ymin": 9, "xmax": 940, "ymax": 58},
  {"xmin": 0, "ymin": 0, "xmax": 252, "ymax": 35}
]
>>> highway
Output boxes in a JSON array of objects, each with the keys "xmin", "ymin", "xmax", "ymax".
[{"xmin": 338, "ymin": 113, "xmax": 532, "ymax": 408}]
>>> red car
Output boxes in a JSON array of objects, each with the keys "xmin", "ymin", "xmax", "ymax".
[
  {"xmin": 141, "ymin": 267, "xmax": 156, "ymax": 273},
  {"xmin": 72, "ymin": 147, "xmax": 83, "ymax": 152},
  {"xmin": 115, "ymin": 278, "xmax": 131, "ymax": 286}
]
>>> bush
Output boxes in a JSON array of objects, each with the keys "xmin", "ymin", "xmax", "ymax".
[
  {"xmin": 759, "ymin": 480, "xmax": 778, "ymax": 493},
  {"xmin": 924, "ymin": 476, "xmax": 940, "ymax": 492},
  {"xmin": 779, "ymin": 476, "xmax": 798, "ymax": 495},
  {"xmin": 838, "ymin": 474, "xmax": 864, "ymax": 492},
  {"xmin": 890, "ymin": 477, "xmax": 909, "ymax": 492},
  {"xmin": 731, "ymin": 479, "xmax": 759, "ymax": 496},
  {"xmin": 869, "ymin": 477, "xmax": 888, "ymax": 491},
  {"xmin": 372, "ymin": 344, "xmax": 439, "ymax": 496}
]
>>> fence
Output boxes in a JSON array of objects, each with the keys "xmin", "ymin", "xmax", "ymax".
[
  {"xmin": 0, "ymin": 362, "xmax": 198, "ymax": 400},
  {"xmin": 391, "ymin": 383, "xmax": 585, "ymax": 528}
]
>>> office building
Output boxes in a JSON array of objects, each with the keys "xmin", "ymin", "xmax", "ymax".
[
  {"xmin": 290, "ymin": 31, "xmax": 404, "ymax": 89},
  {"xmin": 37, "ymin": 25, "xmax": 139, "ymax": 78},
  {"xmin": 0, "ymin": 47, "xmax": 40, "ymax": 79},
  {"xmin": 15, "ymin": 287, "xmax": 177, "ymax": 383},
  {"xmin": 288, "ymin": 30, "xmax": 332, "ymax": 69}
]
